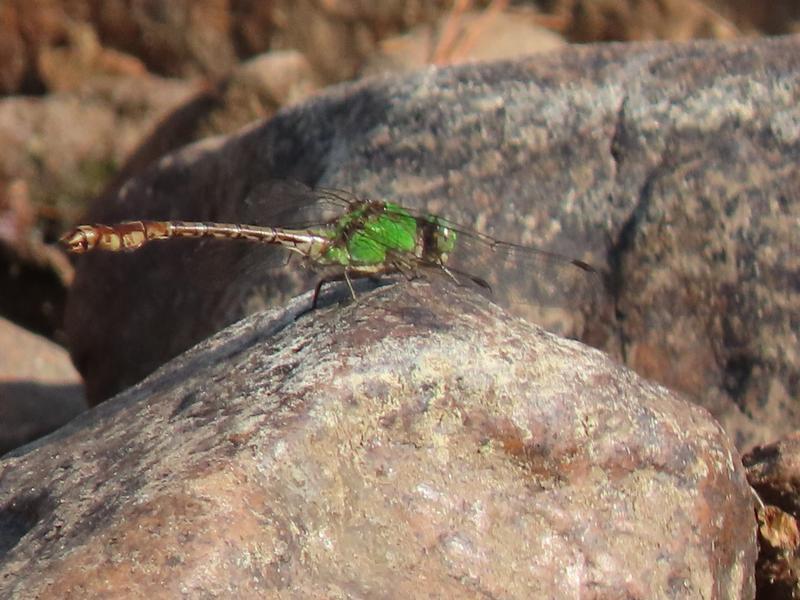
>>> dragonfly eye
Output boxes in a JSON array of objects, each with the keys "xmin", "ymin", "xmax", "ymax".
[{"xmin": 434, "ymin": 224, "xmax": 456, "ymax": 255}]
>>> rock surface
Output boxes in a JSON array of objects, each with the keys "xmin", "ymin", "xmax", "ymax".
[
  {"xmin": 64, "ymin": 35, "xmax": 800, "ymax": 454},
  {"xmin": 0, "ymin": 283, "xmax": 756, "ymax": 597},
  {"xmin": 744, "ymin": 434, "xmax": 800, "ymax": 598},
  {"xmin": 746, "ymin": 433, "xmax": 800, "ymax": 525},
  {"xmin": 0, "ymin": 73, "xmax": 197, "ymax": 212},
  {"xmin": 0, "ymin": 317, "xmax": 85, "ymax": 455},
  {"xmin": 363, "ymin": 7, "xmax": 566, "ymax": 75}
]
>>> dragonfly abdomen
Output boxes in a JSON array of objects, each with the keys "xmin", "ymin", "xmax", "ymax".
[{"xmin": 60, "ymin": 220, "xmax": 331, "ymax": 257}]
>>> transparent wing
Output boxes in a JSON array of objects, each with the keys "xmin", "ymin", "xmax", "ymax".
[
  {"xmin": 410, "ymin": 216, "xmax": 602, "ymax": 335},
  {"xmin": 242, "ymin": 181, "xmax": 355, "ymax": 228},
  {"xmin": 178, "ymin": 180, "xmax": 350, "ymax": 285}
]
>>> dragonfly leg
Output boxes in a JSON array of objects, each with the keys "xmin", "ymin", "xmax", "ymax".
[
  {"xmin": 440, "ymin": 264, "xmax": 462, "ymax": 285},
  {"xmin": 395, "ymin": 264, "xmax": 418, "ymax": 281},
  {"xmin": 312, "ymin": 278, "xmax": 327, "ymax": 309},
  {"xmin": 344, "ymin": 269, "xmax": 358, "ymax": 301},
  {"xmin": 311, "ymin": 270, "xmax": 358, "ymax": 309}
]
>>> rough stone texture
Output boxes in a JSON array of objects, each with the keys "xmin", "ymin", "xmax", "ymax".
[
  {"xmin": 0, "ymin": 283, "xmax": 756, "ymax": 598},
  {"xmin": 746, "ymin": 433, "xmax": 800, "ymax": 525},
  {"xmin": 752, "ymin": 504, "xmax": 800, "ymax": 600},
  {"xmin": 0, "ymin": 317, "xmax": 85, "ymax": 455},
  {"xmin": 744, "ymin": 434, "xmax": 800, "ymax": 598},
  {"xmin": 64, "ymin": 35, "xmax": 800, "ymax": 454}
]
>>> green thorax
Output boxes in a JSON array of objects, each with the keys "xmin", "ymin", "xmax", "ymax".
[
  {"xmin": 317, "ymin": 202, "xmax": 418, "ymax": 266},
  {"xmin": 311, "ymin": 200, "xmax": 458, "ymax": 272}
]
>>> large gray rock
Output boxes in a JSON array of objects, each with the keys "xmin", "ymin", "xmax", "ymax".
[
  {"xmin": 64, "ymin": 35, "xmax": 800, "ymax": 452},
  {"xmin": 0, "ymin": 283, "xmax": 756, "ymax": 597}
]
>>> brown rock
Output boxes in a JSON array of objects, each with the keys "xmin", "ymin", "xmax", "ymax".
[
  {"xmin": 364, "ymin": 7, "xmax": 565, "ymax": 75},
  {"xmin": 754, "ymin": 503, "xmax": 800, "ymax": 600},
  {"xmin": 562, "ymin": 0, "xmax": 740, "ymax": 42},
  {"xmin": 744, "ymin": 434, "xmax": 800, "ymax": 598},
  {"xmin": 0, "ymin": 0, "xmax": 448, "ymax": 93},
  {"xmin": 93, "ymin": 0, "xmax": 237, "ymax": 79},
  {"xmin": 272, "ymin": 0, "xmax": 447, "ymax": 82},
  {"xmin": 745, "ymin": 433, "xmax": 800, "ymax": 521},
  {"xmin": 0, "ymin": 317, "xmax": 85, "ymax": 455},
  {"xmin": 0, "ymin": 0, "xmax": 74, "ymax": 94},
  {"xmin": 36, "ymin": 19, "xmax": 147, "ymax": 93},
  {"xmin": 0, "ymin": 2, "xmax": 27, "ymax": 94},
  {"xmin": 0, "ymin": 0, "xmax": 279, "ymax": 94},
  {"xmin": 0, "ymin": 283, "xmax": 756, "ymax": 597},
  {"xmin": 707, "ymin": 1, "xmax": 800, "ymax": 35},
  {"xmin": 0, "ymin": 72, "xmax": 198, "ymax": 217}
]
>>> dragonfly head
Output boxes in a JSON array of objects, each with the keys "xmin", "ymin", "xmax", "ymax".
[{"xmin": 431, "ymin": 221, "xmax": 457, "ymax": 259}]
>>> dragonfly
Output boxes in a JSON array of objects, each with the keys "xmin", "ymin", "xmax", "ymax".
[{"xmin": 60, "ymin": 183, "xmax": 598, "ymax": 312}]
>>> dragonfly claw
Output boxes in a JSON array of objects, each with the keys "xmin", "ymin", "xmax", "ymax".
[{"xmin": 60, "ymin": 226, "xmax": 99, "ymax": 253}]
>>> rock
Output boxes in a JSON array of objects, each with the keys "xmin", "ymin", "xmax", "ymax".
[
  {"xmin": 363, "ymin": 7, "xmax": 565, "ymax": 75},
  {"xmin": 64, "ymin": 35, "xmax": 800, "ymax": 455},
  {"xmin": 272, "ymin": 0, "xmax": 444, "ymax": 82},
  {"xmin": 0, "ymin": 0, "xmax": 69, "ymax": 94},
  {"xmin": 0, "ymin": 282, "xmax": 756, "ymax": 597},
  {"xmin": 0, "ymin": 73, "xmax": 198, "ymax": 217},
  {"xmin": 108, "ymin": 50, "xmax": 324, "ymax": 190},
  {"xmin": 199, "ymin": 51, "xmax": 324, "ymax": 136},
  {"xmin": 563, "ymin": 0, "xmax": 740, "ymax": 41},
  {"xmin": 745, "ymin": 433, "xmax": 800, "ymax": 523},
  {"xmin": 0, "ymin": 317, "xmax": 85, "ymax": 455},
  {"xmin": 753, "ymin": 503, "xmax": 800, "ymax": 599},
  {"xmin": 0, "ymin": 179, "xmax": 72, "ymax": 338},
  {"xmin": 36, "ymin": 20, "xmax": 147, "ymax": 93},
  {"xmin": 687, "ymin": 0, "xmax": 800, "ymax": 36},
  {"xmin": 609, "ymin": 37, "xmax": 800, "ymax": 450},
  {"xmin": 744, "ymin": 434, "xmax": 800, "ymax": 598},
  {"xmin": 0, "ymin": 0, "xmax": 449, "ymax": 93},
  {"xmin": 0, "ymin": 0, "xmax": 253, "ymax": 92}
]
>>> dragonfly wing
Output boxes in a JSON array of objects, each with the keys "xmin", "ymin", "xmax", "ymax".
[
  {"xmin": 437, "ymin": 224, "xmax": 602, "ymax": 331},
  {"xmin": 243, "ymin": 181, "xmax": 352, "ymax": 228}
]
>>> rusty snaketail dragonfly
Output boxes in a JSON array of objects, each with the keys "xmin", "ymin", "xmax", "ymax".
[{"xmin": 60, "ymin": 184, "xmax": 597, "ymax": 311}]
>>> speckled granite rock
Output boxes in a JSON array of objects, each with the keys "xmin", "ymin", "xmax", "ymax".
[
  {"xmin": 64, "ymin": 35, "xmax": 800, "ymax": 454},
  {"xmin": 0, "ymin": 283, "xmax": 756, "ymax": 597}
]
